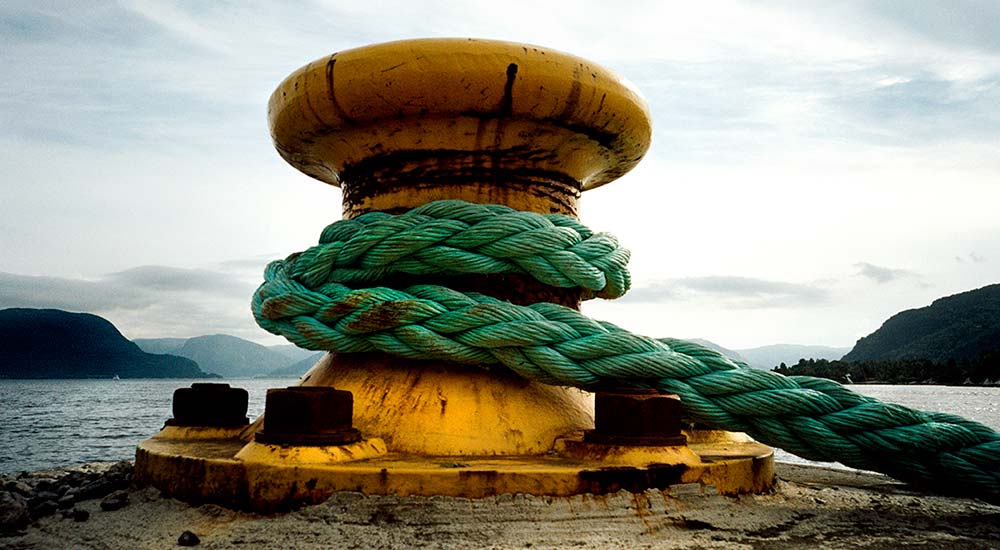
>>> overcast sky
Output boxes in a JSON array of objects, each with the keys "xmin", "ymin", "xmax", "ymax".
[{"xmin": 1, "ymin": 1, "xmax": 998, "ymax": 349}]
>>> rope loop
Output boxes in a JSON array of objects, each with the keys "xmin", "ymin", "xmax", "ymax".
[{"xmin": 289, "ymin": 200, "xmax": 630, "ymax": 299}]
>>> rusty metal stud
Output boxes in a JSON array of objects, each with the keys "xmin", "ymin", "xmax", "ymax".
[
  {"xmin": 584, "ymin": 389, "xmax": 687, "ymax": 446},
  {"xmin": 167, "ymin": 383, "xmax": 249, "ymax": 427},
  {"xmin": 255, "ymin": 387, "xmax": 362, "ymax": 446}
]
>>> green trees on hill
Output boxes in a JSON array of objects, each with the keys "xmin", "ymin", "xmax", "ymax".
[
  {"xmin": 843, "ymin": 284, "xmax": 1000, "ymax": 363},
  {"xmin": 772, "ymin": 352, "xmax": 1000, "ymax": 386},
  {"xmin": 793, "ymin": 283, "xmax": 1000, "ymax": 385}
]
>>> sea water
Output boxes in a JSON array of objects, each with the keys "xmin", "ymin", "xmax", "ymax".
[
  {"xmin": 0, "ymin": 378, "xmax": 290, "ymax": 473},
  {"xmin": 0, "ymin": 379, "xmax": 997, "ymax": 474}
]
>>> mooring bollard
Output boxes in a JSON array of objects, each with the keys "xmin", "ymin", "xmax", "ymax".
[
  {"xmin": 135, "ymin": 38, "xmax": 776, "ymax": 510},
  {"xmin": 262, "ymin": 37, "xmax": 655, "ymax": 456}
]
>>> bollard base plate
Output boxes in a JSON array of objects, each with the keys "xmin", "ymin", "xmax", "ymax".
[{"xmin": 135, "ymin": 428, "xmax": 774, "ymax": 513}]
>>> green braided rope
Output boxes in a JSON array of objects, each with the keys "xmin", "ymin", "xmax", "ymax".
[
  {"xmin": 292, "ymin": 201, "xmax": 630, "ymax": 300},
  {"xmin": 253, "ymin": 200, "xmax": 1000, "ymax": 502}
]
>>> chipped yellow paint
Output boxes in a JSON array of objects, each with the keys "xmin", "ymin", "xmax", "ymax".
[
  {"xmin": 134, "ymin": 427, "xmax": 247, "ymax": 505},
  {"xmin": 156, "ymin": 425, "xmax": 248, "ymax": 440},
  {"xmin": 686, "ymin": 429, "xmax": 757, "ymax": 445},
  {"xmin": 555, "ymin": 438, "xmax": 704, "ymax": 466},
  {"xmin": 136, "ymin": 430, "xmax": 774, "ymax": 511},
  {"xmin": 234, "ymin": 438, "xmax": 387, "ymax": 464}
]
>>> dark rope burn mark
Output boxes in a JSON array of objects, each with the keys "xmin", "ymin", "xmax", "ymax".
[
  {"xmin": 500, "ymin": 63, "xmax": 518, "ymax": 116},
  {"xmin": 303, "ymin": 68, "xmax": 330, "ymax": 128},
  {"xmin": 325, "ymin": 56, "xmax": 357, "ymax": 125},
  {"xmin": 556, "ymin": 64, "xmax": 583, "ymax": 121},
  {"xmin": 489, "ymin": 63, "xmax": 519, "ymax": 167}
]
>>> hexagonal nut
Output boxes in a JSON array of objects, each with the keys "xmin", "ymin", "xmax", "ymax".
[{"xmin": 585, "ymin": 389, "xmax": 686, "ymax": 446}]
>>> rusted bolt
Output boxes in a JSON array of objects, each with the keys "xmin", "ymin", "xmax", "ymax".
[
  {"xmin": 255, "ymin": 387, "xmax": 362, "ymax": 446},
  {"xmin": 584, "ymin": 389, "xmax": 687, "ymax": 446},
  {"xmin": 167, "ymin": 383, "xmax": 249, "ymax": 427}
]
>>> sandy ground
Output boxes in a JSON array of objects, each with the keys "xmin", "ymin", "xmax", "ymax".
[{"xmin": 2, "ymin": 463, "xmax": 998, "ymax": 549}]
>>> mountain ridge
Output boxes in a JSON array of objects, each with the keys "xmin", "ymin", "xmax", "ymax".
[
  {"xmin": 173, "ymin": 334, "xmax": 292, "ymax": 378},
  {"xmin": 843, "ymin": 283, "xmax": 1000, "ymax": 363},
  {"xmin": 0, "ymin": 308, "xmax": 211, "ymax": 379},
  {"xmin": 134, "ymin": 335, "xmax": 311, "ymax": 378}
]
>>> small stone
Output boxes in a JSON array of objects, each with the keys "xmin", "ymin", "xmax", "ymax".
[
  {"xmin": 106, "ymin": 461, "xmax": 133, "ymax": 483},
  {"xmin": 34, "ymin": 479, "xmax": 56, "ymax": 493},
  {"xmin": 72, "ymin": 508, "xmax": 90, "ymax": 522},
  {"xmin": 63, "ymin": 471, "xmax": 86, "ymax": 488},
  {"xmin": 30, "ymin": 499, "xmax": 58, "ymax": 519},
  {"xmin": 11, "ymin": 481, "xmax": 33, "ymax": 497},
  {"xmin": 77, "ymin": 479, "xmax": 115, "ymax": 501},
  {"xmin": 29, "ymin": 491, "xmax": 60, "ymax": 507},
  {"xmin": 178, "ymin": 530, "xmax": 201, "ymax": 546},
  {"xmin": 57, "ymin": 494, "xmax": 75, "ymax": 509},
  {"xmin": 0, "ymin": 491, "xmax": 31, "ymax": 534},
  {"xmin": 100, "ymin": 490, "xmax": 129, "ymax": 511},
  {"xmin": 137, "ymin": 487, "xmax": 161, "ymax": 502}
]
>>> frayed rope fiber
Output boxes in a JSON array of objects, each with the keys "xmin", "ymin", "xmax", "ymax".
[{"xmin": 253, "ymin": 200, "xmax": 999, "ymax": 502}]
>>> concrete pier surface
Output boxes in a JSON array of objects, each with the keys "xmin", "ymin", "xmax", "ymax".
[{"xmin": 3, "ymin": 462, "xmax": 998, "ymax": 549}]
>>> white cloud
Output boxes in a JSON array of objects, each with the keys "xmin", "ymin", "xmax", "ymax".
[
  {"xmin": 0, "ymin": 264, "xmax": 276, "ymax": 343},
  {"xmin": 854, "ymin": 263, "xmax": 918, "ymax": 284},
  {"xmin": 624, "ymin": 277, "xmax": 829, "ymax": 308}
]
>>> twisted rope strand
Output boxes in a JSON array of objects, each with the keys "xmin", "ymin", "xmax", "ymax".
[
  {"xmin": 292, "ymin": 200, "xmax": 630, "ymax": 299},
  {"xmin": 252, "ymin": 200, "xmax": 1000, "ymax": 502}
]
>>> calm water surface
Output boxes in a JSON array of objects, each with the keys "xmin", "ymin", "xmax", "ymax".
[
  {"xmin": 0, "ymin": 380, "xmax": 997, "ymax": 473},
  {"xmin": 0, "ymin": 378, "xmax": 294, "ymax": 473}
]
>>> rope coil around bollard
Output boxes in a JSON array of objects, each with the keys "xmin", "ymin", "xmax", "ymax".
[{"xmin": 252, "ymin": 200, "xmax": 1000, "ymax": 503}]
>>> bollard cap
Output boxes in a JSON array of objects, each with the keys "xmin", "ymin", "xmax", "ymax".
[{"xmin": 268, "ymin": 38, "xmax": 652, "ymax": 205}]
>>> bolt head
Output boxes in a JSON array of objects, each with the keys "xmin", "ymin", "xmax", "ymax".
[
  {"xmin": 585, "ymin": 389, "xmax": 686, "ymax": 446},
  {"xmin": 256, "ymin": 387, "xmax": 361, "ymax": 446},
  {"xmin": 168, "ymin": 383, "xmax": 249, "ymax": 427}
]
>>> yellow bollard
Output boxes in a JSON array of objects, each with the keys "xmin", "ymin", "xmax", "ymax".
[
  {"xmin": 266, "ymin": 37, "xmax": 654, "ymax": 456},
  {"xmin": 135, "ymin": 38, "xmax": 774, "ymax": 511}
]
